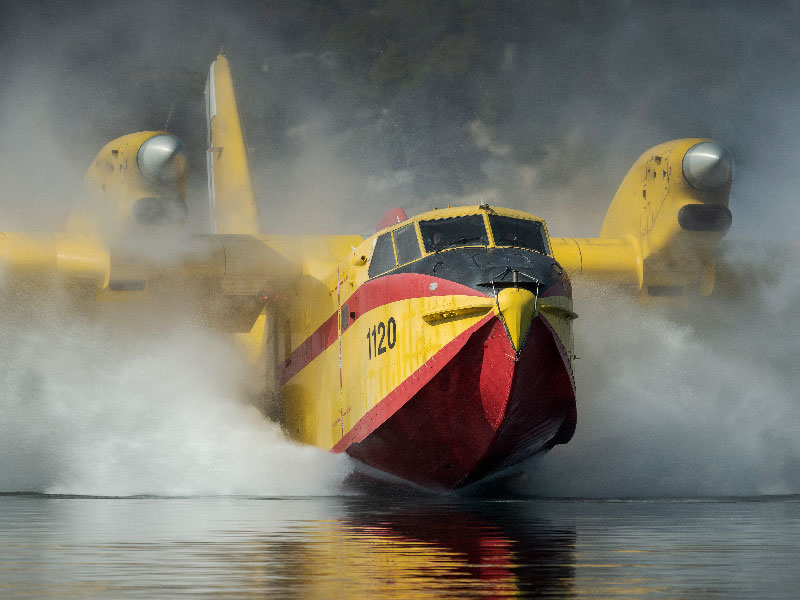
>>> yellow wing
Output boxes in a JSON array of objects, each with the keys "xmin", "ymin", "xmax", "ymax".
[
  {"xmin": 551, "ymin": 138, "xmax": 733, "ymax": 298},
  {"xmin": 0, "ymin": 56, "xmax": 282, "ymax": 334}
]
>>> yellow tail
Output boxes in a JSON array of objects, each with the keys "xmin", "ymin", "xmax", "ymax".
[
  {"xmin": 551, "ymin": 138, "xmax": 732, "ymax": 297},
  {"xmin": 205, "ymin": 54, "xmax": 260, "ymax": 234}
]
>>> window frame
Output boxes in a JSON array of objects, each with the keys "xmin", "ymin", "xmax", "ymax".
[
  {"xmin": 367, "ymin": 212, "xmax": 552, "ymax": 279},
  {"xmin": 367, "ymin": 231, "xmax": 398, "ymax": 278},
  {"xmin": 418, "ymin": 214, "xmax": 491, "ymax": 254},
  {"xmin": 487, "ymin": 214, "xmax": 551, "ymax": 255},
  {"xmin": 392, "ymin": 222, "xmax": 423, "ymax": 267}
]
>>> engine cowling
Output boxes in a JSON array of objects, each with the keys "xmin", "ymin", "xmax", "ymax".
[
  {"xmin": 67, "ymin": 131, "xmax": 189, "ymax": 242},
  {"xmin": 551, "ymin": 138, "xmax": 732, "ymax": 298}
]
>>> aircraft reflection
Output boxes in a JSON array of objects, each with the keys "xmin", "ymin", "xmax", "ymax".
[{"xmin": 266, "ymin": 498, "xmax": 576, "ymax": 598}]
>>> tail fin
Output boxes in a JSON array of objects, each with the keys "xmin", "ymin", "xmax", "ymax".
[
  {"xmin": 205, "ymin": 55, "xmax": 260, "ymax": 234},
  {"xmin": 551, "ymin": 138, "xmax": 732, "ymax": 298}
]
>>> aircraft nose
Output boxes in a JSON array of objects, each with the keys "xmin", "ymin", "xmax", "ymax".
[
  {"xmin": 682, "ymin": 141, "xmax": 733, "ymax": 191},
  {"xmin": 493, "ymin": 287, "xmax": 538, "ymax": 355},
  {"xmin": 137, "ymin": 134, "xmax": 188, "ymax": 184}
]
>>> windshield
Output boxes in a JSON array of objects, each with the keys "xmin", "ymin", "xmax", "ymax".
[
  {"xmin": 488, "ymin": 215, "xmax": 549, "ymax": 254},
  {"xmin": 393, "ymin": 223, "xmax": 421, "ymax": 265},
  {"xmin": 419, "ymin": 215, "xmax": 489, "ymax": 253},
  {"xmin": 368, "ymin": 232, "xmax": 396, "ymax": 277}
]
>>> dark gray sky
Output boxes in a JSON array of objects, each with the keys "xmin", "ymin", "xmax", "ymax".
[{"xmin": 1, "ymin": 1, "xmax": 799, "ymax": 238}]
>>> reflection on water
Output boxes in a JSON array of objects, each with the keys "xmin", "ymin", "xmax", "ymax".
[
  {"xmin": 276, "ymin": 501, "xmax": 576, "ymax": 599},
  {"xmin": 1, "ymin": 495, "xmax": 799, "ymax": 598}
]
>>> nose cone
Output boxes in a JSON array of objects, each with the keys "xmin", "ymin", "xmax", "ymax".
[
  {"xmin": 493, "ymin": 288, "xmax": 538, "ymax": 354},
  {"xmin": 682, "ymin": 141, "xmax": 733, "ymax": 191},
  {"xmin": 137, "ymin": 134, "xmax": 188, "ymax": 184}
]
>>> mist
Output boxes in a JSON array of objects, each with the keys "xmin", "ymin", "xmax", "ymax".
[
  {"xmin": 521, "ymin": 243, "xmax": 800, "ymax": 497},
  {"xmin": 0, "ymin": 293, "xmax": 352, "ymax": 496},
  {"xmin": 0, "ymin": 2, "xmax": 799, "ymax": 496},
  {"xmin": 5, "ymin": 2, "xmax": 800, "ymax": 237}
]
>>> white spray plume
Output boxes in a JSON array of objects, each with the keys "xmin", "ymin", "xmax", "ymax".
[
  {"xmin": 0, "ymin": 296, "xmax": 352, "ymax": 496},
  {"xmin": 523, "ymin": 244, "xmax": 800, "ymax": 497}
]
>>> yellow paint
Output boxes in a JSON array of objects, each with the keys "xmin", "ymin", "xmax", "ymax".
[
  {"xmin": 493, "ymin": 288, "xmax": 538, "ymax": 352},
  {"xmin": 235, "ymin": 310, "xmax": 267, "ymax": 364},
  {"xmin": 538, "ymin": 303, "xmax": 578, "ymax": 321},
  {"xmin": 282, "ymin": 293, "xmax": 493, "ymax": 448},
  {"xmin": 422, "ymin": 296, "xmax": 493, "ymax": 323},
  {"xmin": 0, "ymin": 233, "xmax": 109, "ymax": 288},
  {"xmin": 551, "ymin": 138, "xmax": 731, "ymax": 299},
  {"xmin": 550, "ymin": 236, "xmax": 643, "ymax": 287},
  {"xmin": 537, "ymin": 293, "xmax": 577, "ymax": 363},
  {"xmin": 71, "ymin": 131, "xmax": 188, "ymax": 242},
  {"xmin": 206, "ymin": 55, "xmax": 260, "ymax": 234}
]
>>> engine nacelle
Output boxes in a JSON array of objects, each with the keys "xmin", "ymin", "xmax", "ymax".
[
  {"xmin": 67, "ymin": 131, "xmax": 189, "ymax": 242},
  {"xmin": 552, "ymin": 138, "xmax": 732, "ymax": 298}
]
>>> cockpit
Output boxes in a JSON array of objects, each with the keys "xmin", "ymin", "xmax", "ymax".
[
  {"xmin": 368, "ymin": 208, "xmax": 551, "ymax": 279},
  {"xmin": 419, "ymin": 215, "xmax": 489, "ymax": 253}
]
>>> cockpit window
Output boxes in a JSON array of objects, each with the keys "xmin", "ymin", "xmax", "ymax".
[
  {"xmin": 488, "ymin": 215, "xmax": 549, "ymax": 254},
  {"xmin": 419, "ymin": 215, "xmax": 489, "ymax": 253},
  {"xmin": 393, "ymin": 224, "xmax": 421, "ymax": 266},
  {"xmin": 368, "ymin": 232, "xmax": 396, "ymax": 277}
]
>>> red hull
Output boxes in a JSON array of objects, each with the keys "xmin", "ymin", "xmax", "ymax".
[{"xmin": 345, "ymin": 314, "xmax": 577, "ymax": 491}]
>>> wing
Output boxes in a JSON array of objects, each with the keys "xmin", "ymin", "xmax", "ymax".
[
  {"xmin": 0, "ymin": 54, "xmax": 328, "ymax": 385},
  {"xmin": 1, "ymin": 55, "xmax": 280, "ymax": 333},
  {"xmin": 0, "ymin": 233, "xmax": 109, "ymax": 288},
  {"xmin": 551, "ymin": 138, "xmax": 733, "ymax": 299}
]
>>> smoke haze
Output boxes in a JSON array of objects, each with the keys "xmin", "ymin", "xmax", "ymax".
[
  {"xmin": 0, "ymin": 2, "xmax": 799, "ymax": 496},
  {"xmin": 524, "ymin": 247, "xmax": 800, "ymax": 497},
  {"xmin": 0, "ymin": 295, "xmax": 352, "ymax": 495},
  {"xmin": 3, "ymin": 2, "xmax": 800, "ymax": 236}
]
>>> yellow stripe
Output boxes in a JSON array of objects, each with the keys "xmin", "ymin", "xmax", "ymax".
[{"xmin": 282, "ymin": 294, "xmax": 494, "ymax": 449}]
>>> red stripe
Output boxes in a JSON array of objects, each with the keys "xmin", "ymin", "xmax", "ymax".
[
  {"xmin": 280, "ymin": 274, "xmax": 489, "ymax": 385},
  {"xmin": 330, "ymin": 312, "xmax": 496, "ymax": 453}
]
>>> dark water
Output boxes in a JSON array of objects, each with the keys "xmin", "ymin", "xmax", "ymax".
[{"xmin": 1, "ymin": 495, "xmax": 798, "ymax": 599}]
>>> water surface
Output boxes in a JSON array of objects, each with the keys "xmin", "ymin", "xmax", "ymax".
[{"xmin": 1, "ymin": 494, "xmax": 798, "ymax": 598}]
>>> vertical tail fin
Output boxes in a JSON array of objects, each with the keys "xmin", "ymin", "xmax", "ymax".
[{"xmin": 205, "ymin": 54, "xmax": 260, "ymax": 234}]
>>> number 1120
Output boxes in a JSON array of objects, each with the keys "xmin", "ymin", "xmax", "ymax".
[{"xmin": 367, "ymin": 317, "xmax": 397, "ymax": 359}]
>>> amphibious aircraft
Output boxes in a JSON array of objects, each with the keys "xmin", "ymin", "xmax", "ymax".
[{"xmin": 0, "ymin": 55, "xmax": 732, "ymax": 491}]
